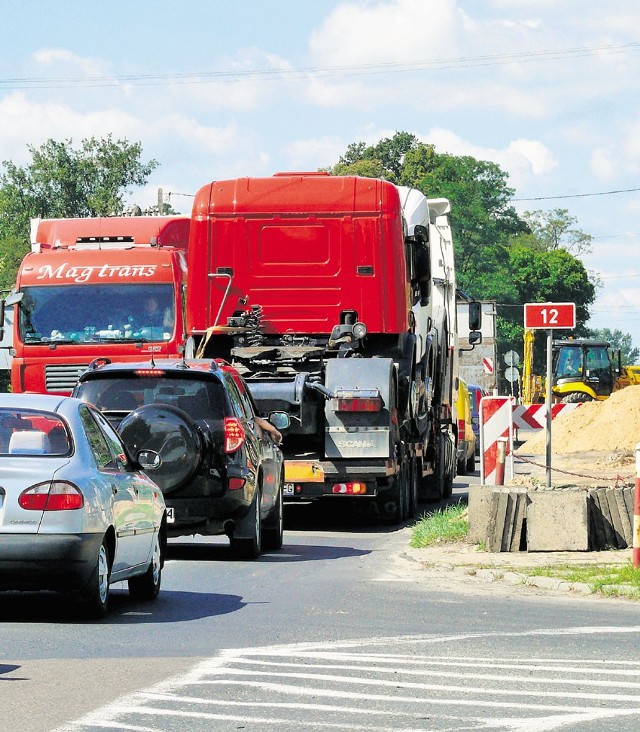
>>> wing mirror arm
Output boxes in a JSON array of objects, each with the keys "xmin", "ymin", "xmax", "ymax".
[{"xmin": 459, "ymin": 330, "xmax": 483, "ymax": 354}]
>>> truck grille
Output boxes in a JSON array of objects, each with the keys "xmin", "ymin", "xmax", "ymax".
[{"xmin": 45, "ymin": 364, "xmax": 90, "ymax": 392}]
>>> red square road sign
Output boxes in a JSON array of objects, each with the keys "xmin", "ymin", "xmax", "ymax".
[{"xmin": 524, "ymin": 302, "xmax": 576, "ymax": 329}]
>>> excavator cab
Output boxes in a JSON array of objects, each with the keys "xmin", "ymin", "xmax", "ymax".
[{"xmin": 552, "ymin": 340, "xmax": 617, "ymax": 402}]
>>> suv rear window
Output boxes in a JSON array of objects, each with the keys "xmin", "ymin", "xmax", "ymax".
[{"xmin": 77, "ymin": 376, "xmax": 227, "ymax": 421}]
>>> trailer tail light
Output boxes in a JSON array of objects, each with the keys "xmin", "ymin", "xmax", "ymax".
[
  {"xmin": 332, "ymin": 482, "xmax": 367, "ymax": 494},
  {"xmin": 224, "ymin": 417, "xmax": 245, "ymax": 453},
  {"xmin": 19, "ymin": 481, "xmax": 84, "ymax": 511},
  {"xmin": 331, "ymin": 389, "xmax": 382, "ymax": 413},
  {"xmin": 458, "ymin": 418, "xmax": 465, "ymax": 440}
]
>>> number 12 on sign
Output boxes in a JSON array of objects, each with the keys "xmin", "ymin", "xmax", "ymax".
[{"xmin": 524, "ymin": 302, "xmax": 576, "ymax": 330}]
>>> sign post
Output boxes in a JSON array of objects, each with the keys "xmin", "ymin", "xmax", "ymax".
[{"xmin": 524, "ymin": 302, "xmax": 576, "ymax": 487}]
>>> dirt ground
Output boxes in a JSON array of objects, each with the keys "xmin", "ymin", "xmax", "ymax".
[
  {"xmin": 510, "ymin": 387, "xmax": 640, "ymax": 487},
  {"xmin": 394, "ymin": 391, "xmax": 640, "ymax": 599}
]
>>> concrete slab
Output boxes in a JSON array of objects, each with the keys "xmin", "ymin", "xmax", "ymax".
[
  {"xmin": 605, "ymin": 488, "xmax": 626, "ymax": 548},
  {"xmin": 526, "ymin": 488, "xmax": 590, "ymax": 552},
  {"xmin": 467, "ymin": 484, "xmax": 493, "ymax": 545}
]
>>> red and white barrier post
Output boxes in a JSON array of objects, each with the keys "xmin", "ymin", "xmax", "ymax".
[
  {"xmin": 495, "ymin": 437, "xmax": 508, "ymax": 486},
  {"xmin": 634, "ymin": 442, "xmax": 640, "ymax": 568}
]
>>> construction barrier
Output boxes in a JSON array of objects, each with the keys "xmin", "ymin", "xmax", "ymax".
[
  {"xmin": 635, "ymin": 443, "xmax": 640, "ymax": 568},
  {"xmin": 512, "ymin": 402, "xmax": 581, "ymax": 431},
  {"xmin": 480, "ymin": 396, "xmax": 514, "ymax": 485}
]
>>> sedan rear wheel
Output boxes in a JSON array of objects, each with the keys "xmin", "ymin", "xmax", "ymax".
[
  {"xmin": 128, "ymin": 532, "xmax": 162, "ymax": 601},
  {"xmin": 84, "ymin": 538, "xmax": 110, "ymax": 618}
]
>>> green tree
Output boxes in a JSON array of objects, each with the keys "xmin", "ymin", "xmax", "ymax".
[
  {"xmin": 0, "ymin": 135, "xmax": 158, "ymax": 242},
  {"xmin": 499, "ymin": 244, "xmax": 596, "ymax": 373},
  {"xmin": 327, "ymin": 133, "xmax": 527, "ymax": 297},
  {"xmin": 329, "ymin": 131, "xmax": 421, "ymax": 182},
  {"xmin": 325, "ymin": 133, "xmax": 598, "ymax": 370},
  {"xmin": 521, "ymin": 208, "xmax": 593, "ymax": 254},
  {"xmin": 587, "ymin": 327, "xmax": 639, "ymax": 365}
]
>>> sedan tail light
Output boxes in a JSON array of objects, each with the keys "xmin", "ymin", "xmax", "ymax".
[
  {"xmin": 224, "ymin": 417, "xmax": 246, "ymax": 453},
  {"xmin": 19, "ymin": 481, "xmax": 84, "ymax": 511}
]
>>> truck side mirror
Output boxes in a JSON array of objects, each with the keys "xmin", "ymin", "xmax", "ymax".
[
  {"xmin": 469, "ymin": 330, "xmax": 482, "ymax": 345},
  {"xmin": 468, "ymin": 301, "xmax": 482, "ymax": 331}
]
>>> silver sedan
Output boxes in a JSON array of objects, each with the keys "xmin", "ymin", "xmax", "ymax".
[{"xmin": 0, "ymin": 393, "xmax": 166, "ymax": 617}]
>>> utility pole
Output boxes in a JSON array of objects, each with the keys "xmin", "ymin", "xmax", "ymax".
[{"xmin": 157, "ymin": 188, "xmax": 164, "ymax": 215}]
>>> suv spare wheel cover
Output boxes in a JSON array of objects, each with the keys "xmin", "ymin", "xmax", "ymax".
[{"xmin": 119, "ymin": 404, "xmax": 203, "ymax": 493}]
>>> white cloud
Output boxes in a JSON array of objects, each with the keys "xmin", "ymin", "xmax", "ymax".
[
  {"xmin": 590, "ymin": 148, "xmax": 617, "ymax": 181},
  {"xmin": 282, "ymin": 136, "xmax": 347, "ymax": 171},
  {"xmin": 309, "ymin": 0, "xmax": 463, "ymax": 65},
  {"xmin": 424, "ymin": 128, "xmax": 556, "ymax": 185},
  {"xmin": 32, "ymin": 47, "xmax": 110, "ymax": 78}
]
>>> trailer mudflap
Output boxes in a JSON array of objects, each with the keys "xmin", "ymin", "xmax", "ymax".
[{"xmin": 324, "ymin": 358, "xmax": 395, "ymax": 459}]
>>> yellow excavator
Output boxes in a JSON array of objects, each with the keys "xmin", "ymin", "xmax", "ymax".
[{"xmin": 521, "ymin": 332, "xmax": 640, "ymax": 404}]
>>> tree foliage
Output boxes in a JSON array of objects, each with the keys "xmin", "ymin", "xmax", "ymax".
[
  {"xmin": 326, "ymin": 131, "xmax": 607, "ymax": 364},
  {"xmin": 588, "ymin": 327, "xmax": 640, "ymax": 365},
  {"xmin": 0, "ymin": 135, "xmax": 158, "ymax": 243},
  {"xmin": 521, "ymin": 208, "xmax": 593, "ymax": 254}
]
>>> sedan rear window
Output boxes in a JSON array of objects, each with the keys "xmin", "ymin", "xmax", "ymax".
[{"xmin": 0, "ymin": 408, "xmax": 71, "ymax": 456}]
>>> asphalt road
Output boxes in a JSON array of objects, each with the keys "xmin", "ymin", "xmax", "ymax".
[{"xmin": 2, "ymin": 475, "xmax": 640, "ymax": 732}]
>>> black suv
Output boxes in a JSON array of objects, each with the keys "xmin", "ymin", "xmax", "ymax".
[{"xmin": 73, "ymin": 358, "xmax": 288, "ymax": 558}]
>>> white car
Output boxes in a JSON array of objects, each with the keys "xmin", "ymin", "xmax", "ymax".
[{"xmin": 0, "ymin": 393, "xmax": 166, "ymax": 617}]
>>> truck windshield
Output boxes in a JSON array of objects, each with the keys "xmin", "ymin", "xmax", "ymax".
[{"xmin": 17, "ymin": 284, "xmax": 175, "ymax": 345}]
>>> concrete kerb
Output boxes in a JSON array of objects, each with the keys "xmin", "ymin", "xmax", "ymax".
[{"xmin": 399, "ymin": 544, "xmax": 635, "ymax": 599}]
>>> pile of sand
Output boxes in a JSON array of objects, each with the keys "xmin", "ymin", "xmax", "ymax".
[{"xmin": 517, "ymin": 385, "xmax": 640, "ymax": 455}]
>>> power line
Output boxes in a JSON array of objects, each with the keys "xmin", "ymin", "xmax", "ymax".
[
  {"xmin": 513, "ymin": 187, "xmax": 640, "ymax": 202},
  {"xmin": 1, "ymin": 41, "xmax": 639, "ymax": 90}
]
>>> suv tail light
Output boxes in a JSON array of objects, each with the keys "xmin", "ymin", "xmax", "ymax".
[
  {"xmin": 224, "ymin": 417, "xmax": 245, "ymax": 453},
  {"xmin": 19, "ymin": 481, "xmax": 84, "ymax": 511}
]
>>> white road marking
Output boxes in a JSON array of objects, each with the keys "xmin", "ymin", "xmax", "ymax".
[{"xmin": 53, "ymin": 628, "xmax": 640, "ymax": 732}]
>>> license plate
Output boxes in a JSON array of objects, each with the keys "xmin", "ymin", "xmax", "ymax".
[
  {"xmin": 284, "ymin": 461, "xmax": 324, "ymax": 482},
  {"xmin": 283, "ymin": 483, "xmax": 295, "ymax": 496},
  {"xmin": 166, "ymin": 507, "xmax": 175, "ymax": 523}
]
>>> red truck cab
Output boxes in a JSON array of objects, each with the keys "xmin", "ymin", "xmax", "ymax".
[
  {"xmin": 187, "ymin": 172, "xmax": 410, "ymax": 338},
  {"xmin": 8, "ymin": 216, "xmax": 189, "ymax": 394}
]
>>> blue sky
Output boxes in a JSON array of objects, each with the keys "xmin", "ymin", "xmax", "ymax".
[{"xmin": 2, "ymin": 0, "xmax": 640, "ymax": 355}]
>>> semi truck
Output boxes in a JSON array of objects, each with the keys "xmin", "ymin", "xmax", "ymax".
[
  {"xmin": 185, "ymin": 172, "xmax": 480, "ymax": 519},
  {"xmin": 0, "ymin": 216, "xmax": 189, "ymax": 394}
]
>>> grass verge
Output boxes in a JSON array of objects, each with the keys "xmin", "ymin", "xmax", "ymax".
[
  {"xmin": 410, "ymin": 501, "xmax": 468, "ymax": 548},
  {"xmin": 409, "ymin": 501, "xmax": 640, "ymax": 599},
  {"xmin": 523, "ymin": 563, "xmax": 640, "ymax": 599}
]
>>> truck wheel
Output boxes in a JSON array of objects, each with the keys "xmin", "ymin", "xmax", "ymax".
[
  {"xmin": 457, "ymin": 449, "xmax": 467, "ymax": 476},
  {"xmin": 465, "ymin": 450, "xmax": 476, "ymax": 474},
  {"xmin": 560, "ymin": 392, "xmax": 592, "ymax": 403},
  {"xmin": 378, "ymin": 456, "xmax": 409, "ymax": 524},
  {"xmin": 442, "ymin": 432, "xmax": 455, "ymax": 499},
  {"xmin": 420, "ymin": 432, "xmax": 453, "ymax": 503},
  {"xmin": 230, "ymin": 485, "xmax": 262, "ymax": 560},
  {"xmin": 407, "ymin": 455, "xmax": 418, "ymax": 519}
]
